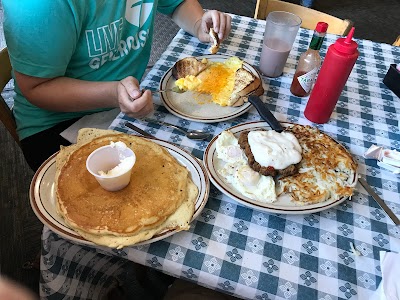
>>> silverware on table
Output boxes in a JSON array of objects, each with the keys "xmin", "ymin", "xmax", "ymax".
[
  {"xmin": 125, "ymin": 122, "xmax": 153, "ymax": 138},
  {"xmin": 129, "ymin": 87, "xmax": 186, "ymax": 102},
  {"xmin": 143, "ymin": 118, "xmax": 211, "ymax": 140},
  {"xmin": 358, "ymin": 177, "xmax": 400, "ymax": 225},
  {"xmin": 151, "ymin": 87, "xmax": 186, "ymax": 94},
  {"xmin": 248, "ymin": 95, "xmax": 284, "ymax": 132}
]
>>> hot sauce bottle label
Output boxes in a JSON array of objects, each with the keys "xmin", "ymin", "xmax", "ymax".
[{"xmin": 298, "ymin": 67, "xmax": 318, "ymax": 93}]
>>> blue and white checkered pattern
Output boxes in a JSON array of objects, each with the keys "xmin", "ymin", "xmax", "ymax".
[{"xmin": 40, "ymin": 15, "xmax": 400, "ymax": 299}]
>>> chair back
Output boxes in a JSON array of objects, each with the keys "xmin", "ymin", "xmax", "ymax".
[
  {"xmin": 394, "ymin": 35, "xmax": 400, "ymax": 47},
  {"xmin": 0, "ymin": 47, "xmax": 20, "ymax": 145},
  {"xmin": 254, "ymin": 0, "xmax": 353, "ymax": 36}
]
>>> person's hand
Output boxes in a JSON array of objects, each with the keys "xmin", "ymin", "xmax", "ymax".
[
  {"xmin": 0, "ymin": 277, "xmax": 37, "ymax": 300},
  {"xmin": 117, "ymin": 76, "xmax": 154, "ymax": 119},
  {"xmin": 195, "ymin": 10, "xmax": 232, "ymax": 43}
]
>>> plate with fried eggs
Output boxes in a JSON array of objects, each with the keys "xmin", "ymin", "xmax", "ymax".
[
  {"xmin": 159, "ymin": 54, "xmax": 261, "ymax": 123},
  {"xmin": 203, "ymin": 121, "xmax": 358, "ymax": 214}
]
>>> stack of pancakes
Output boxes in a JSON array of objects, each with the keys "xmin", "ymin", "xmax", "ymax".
[{"xmin": 55, "ymin": 128, "xmax": 198, "ymax": 249}]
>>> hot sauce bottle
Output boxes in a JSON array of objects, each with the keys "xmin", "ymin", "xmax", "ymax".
[
  {"xmin": 290, "ymin": 22, "xmax": 328, "ymax": 97},
  {"xmin": 304, "ymin": 27, "xmax": 359, "ymax": 123}
]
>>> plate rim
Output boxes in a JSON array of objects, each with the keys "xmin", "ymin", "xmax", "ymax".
[
  {"xmin": 203, "ymin": 121, "xmax": 358, "ymax": 214},
  {"xmin": 30, "ymin": 138, "xmax": 210, "ymax": 247},
  {"xmin": 159, "ymin": 54, "xmax": 258, "ymax": 123}
]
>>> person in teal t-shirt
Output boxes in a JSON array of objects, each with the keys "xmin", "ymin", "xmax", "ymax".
[{"xmin": 3, "ymin": 0, "xmax": 232, "ymax": 171}]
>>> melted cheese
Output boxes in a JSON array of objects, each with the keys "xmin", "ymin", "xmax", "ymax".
[
  {"xmin": 196, "ymin": 63, "xmax": 234, "ymax": 106},
  {"xmin": 175, "ymin": 57, "xmax": 243, "ymax": 106}
]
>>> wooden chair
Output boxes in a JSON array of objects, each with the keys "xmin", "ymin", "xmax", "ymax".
[
  {"xmin": 394, "ymin": 36, "xmax": 400, "ymax": 46},
  {"xmin": 254, "ymin": 0, "xmax": 353, "ymax": 36},
  {"xmin": 0, "ymin": 47, "xmax": 20, "ymax": 145}
]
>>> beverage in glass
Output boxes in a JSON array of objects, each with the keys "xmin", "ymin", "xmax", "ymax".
[{"xmin": 259, "ymin": 11, "xmax": 302, "ymax": 77}]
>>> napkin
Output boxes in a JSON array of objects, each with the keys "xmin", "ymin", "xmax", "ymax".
[
  {"xmin": 60, "ymin": 108, "xmax": 121, "ymax": 143},
  {"xmin": 370, "ymin": 251, "xmax": 400, "ymax": 300},
  {"xmin": 364, "ymin": 145, "xmax": 400, "ymax": 175}
]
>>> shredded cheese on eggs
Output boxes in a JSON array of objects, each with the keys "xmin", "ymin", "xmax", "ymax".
[{"xmin": 175, "ymin": 57, "xmax": 243, "ymax": 106}]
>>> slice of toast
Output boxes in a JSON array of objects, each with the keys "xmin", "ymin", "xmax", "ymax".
[
  {"xmin": 209, "ymin": 28, "xmax": 220, "ymax": 54},
  {"xmin": 172, "ymin": 57, "xmax": 208, "ymax": 79},
  {"xmin": 228, "ymin": 68, "xmax": 264, "ymax": 106}
]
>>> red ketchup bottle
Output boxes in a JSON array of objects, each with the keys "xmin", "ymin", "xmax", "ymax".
[{"xmin": 304, "ymin": 27, "xmax": 359, "ymax": 123}]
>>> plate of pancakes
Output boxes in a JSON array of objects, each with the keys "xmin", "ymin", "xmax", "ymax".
[
  {"xmin": 203, "ymin": 121, "xmax": 358, "ymax": 214},
  {"xmin": 30, "ymin": 128, "xmax": 209, "ymax": 249},
  {"xmin": 159, "ymin": 54, "xmax": 264, "ymax": 123}
]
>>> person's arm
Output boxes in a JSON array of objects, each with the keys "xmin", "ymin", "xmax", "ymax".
[
  {"xmin": 171, "ymin": 0, "xmax": 231, "ymax": 43},
  {"xmin": 4, "ymin": 1, "xmax": 153, "ymax": 119},
  {"xmin": 13, "ymin": 71, "xmax": 153, "ymax": 119},
  {"xmin": 14, "ymin": 72, "xmax": 118, "ymax": 111}
]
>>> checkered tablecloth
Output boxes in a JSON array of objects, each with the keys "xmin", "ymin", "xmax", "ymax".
[{"xmin": 40, "ymin": 15, "xmax": 400, "ymax": 300}]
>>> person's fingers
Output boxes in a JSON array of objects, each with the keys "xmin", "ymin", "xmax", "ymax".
[
  {"xmin": 120, "ymin": 76, "xmax": 141, "ymax": 100},
  {"xmin": 201, "ymin": 10, "xmax": 218, "ymax": 39},
  {"xmin": 218, "ymin": 13, "xmax": 227, "ymax": 40},
  {"xmin": 0, "ymin": 278, "xmax": 37, "ymax": 300},
  {"xmin": 119, "ymin": 88, "xmax": 154, "ymax": 118},
  {"xmin": 131, "ymin": 90, "xmax": 154, "ymax": 117},
  {"xmin": 201, "ymin": 16, "xmax": 209, "ymax": 35},
  {"xmin": 117, "ymin": 81, "xmax": 136, "ymax": 106},
  {"xmin": 223, "ymin": 14, "xmax": 232, "ymax": 40},
  {"xmin": 209, "ymin": 10, "xmax": 220, "ymax": 33},
  {"xmin": 200, "ymin": 11, "xmax": 231, "ymax": 42}
]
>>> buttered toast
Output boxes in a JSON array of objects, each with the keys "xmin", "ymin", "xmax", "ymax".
[
  {"xmin": 229, "ymin": 68, "xmax": 264, "ymax": 107},
  {"xmin": 172, "ymin": 57, "xmax": 208, "ymax": 79},
  {"xmin": 209, "ymin": 28, "xmax": 220, "ymax": 54}
]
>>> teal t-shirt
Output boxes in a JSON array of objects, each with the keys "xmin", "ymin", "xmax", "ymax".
[{"xmin": 3, "ymin": 0, "xmax": 183, "ymax": 140}]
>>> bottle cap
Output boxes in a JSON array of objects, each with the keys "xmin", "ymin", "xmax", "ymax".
[
  {"xmin": 315, "ymin": 22, "xmax": 328, "ymax": 33},
  {"xmin": 333, "ymin": 27, "xmax": 358, "ymax": 54}
]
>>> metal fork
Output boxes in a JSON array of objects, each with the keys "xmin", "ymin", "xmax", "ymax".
[
  {"xmin": 129, "ymin": 87, "xmax": 185, "ymax": 102},
  {"xmin": 151, "ymin": 86, "xmax": 186, "ymax": 94}
]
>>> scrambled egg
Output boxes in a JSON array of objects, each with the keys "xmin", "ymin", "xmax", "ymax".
[
  {"xmin": 175, "ymin": 75, "xmax": 202, "ymax": 91},
  {"xmin": 175, "ymin": 57, "xmax": 243, "ymax": 106}
]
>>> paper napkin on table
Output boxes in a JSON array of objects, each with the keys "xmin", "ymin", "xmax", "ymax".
[
  {"xmin": 60, "ymin": 108, "xmax": 121, "ymax": 144},
  {"xmin": 370, "ymin": 251, "xmax": 400, "ymax": 300},
  {"xmin": 364, "ymin": 145, "xmax": 400, "ymax": 175}
]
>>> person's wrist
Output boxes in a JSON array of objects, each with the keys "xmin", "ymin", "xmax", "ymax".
[
  {"xmin": 110, "ymin": 81, "xmax": 120, "ymax": 107},
  {"xmin": 193, "ymin": 17, "xmax": 203, "ymax": 39}
]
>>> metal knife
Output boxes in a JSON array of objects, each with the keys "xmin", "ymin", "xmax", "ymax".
[
  {"xmin": 124, "ymin": 122, "xmax": 153, "ymax": 138},
  {"xmin": 248, "ymin": 96, "xmax": 284, "ymax": 132},
  {"xmin": 359, "ymin": 177, "xmax": 400, "ymax": 225}
]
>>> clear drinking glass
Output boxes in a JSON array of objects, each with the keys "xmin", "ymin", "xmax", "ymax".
[{"xmin": 259, "ymin": 11, "xmax": 302, "ymax": 77}]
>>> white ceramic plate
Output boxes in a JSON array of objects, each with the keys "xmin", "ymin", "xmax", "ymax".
[
  {"xmin": 203, "ymin": 121, "xmax": 358, "ymax": 214},
  {"xmin": 30, "ymin": 138, "xmax": 210, "ymax": 247},
  {"xmin": 159, "ymin": 54, "xmax": 260, "ymax": 123}
]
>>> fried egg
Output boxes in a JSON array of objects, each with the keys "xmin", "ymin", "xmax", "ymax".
[
  {"xmin": 216, "ymin": 130, "xmax": 247, "ymax": 163},
  {"xmin": 216, "ymin": 130, "xmax": 277, "ymax": 203}
]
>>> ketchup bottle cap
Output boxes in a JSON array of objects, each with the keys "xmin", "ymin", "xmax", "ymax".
[
  {"xmin": 333, "ymin": 27, "xmax": 358, "ymax": 54},
  {"xmin": 315, "ymin": 22, "xmax": 328, "ymax": 33}
]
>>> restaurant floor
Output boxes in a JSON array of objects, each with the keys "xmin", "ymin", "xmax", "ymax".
[{"xmin": 1, "ymin": 0, "xmax": 399, "ymax": 297}]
